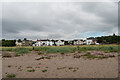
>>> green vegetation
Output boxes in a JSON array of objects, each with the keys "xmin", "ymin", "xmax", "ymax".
[
  {"xmin": 13, "ymin": 48, "xmax": 29, "ymax": 54},
  {"xmin": 8, "ymin": 65, "xmax": 12, "ymax": 68},
  {"xmin": 15, "ymin": 54, "xmax": 21, "ymax": 57},
  {"xmin": 26, "ymin": 66, "xmax": 32, "ymax": 68},
  {"xmin": 6, "ymin": 74, "xmax": 16, "ymax": 78},
  {"xmin": 57, "ymin": 67, "xmax": 66, "ymax": 70},
  {"xmin": 27, "ymin": 69, "xmax": 35, "ymax": 72},
  {"xmin": 3, "ymin": 53, "xmax": 12, "ymax": 58},
  {"xmin": 42, "ymin": 69, "xmax": 47, "ymax": 72},
  {"xmin": 104, "ymin": 50, "xmax": 110, "ymax": 53},
  {"xmin": 61, "ymin": 52, "xmax": 65, "ymax": 55},
  {"xmin": 81, "ymin": 52, "xmax": 109, "ymax": 59},
  {"xmin": 1, "ymin": 45, "xmax": 119, "ymax": 54},
  {"xmin": 1, "ymin": 39, "xmax": 16, "ymax": 47},
  {"xmin": 38, "ymin": 51, "xmax": 44, "ymax": 55}
]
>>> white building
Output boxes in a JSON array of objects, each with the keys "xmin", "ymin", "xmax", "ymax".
[
  {"xmin": 15, "ymin": 40, "xmax": 22, "ymax": 47},
  {"xmin": 73, "ymin": 39, "xmax": 86, "ymax": 45},
  {"xmin": 34, "ymin": 39, "xmax": 54, "ymax": 46},
  {"xmin": 55, "ymin": 40, "xmax": 64, "ymax": 46},
  {"xmin": 86, "ymin": 39, "xmax": 99, "ymax": 45},
  {"xmin": 33, "ymin": 39, "xmax": 65, "ymax": 46},
  {"xmin": 86, "ymin": 39, "xmax": 93, "ymax": 45}
]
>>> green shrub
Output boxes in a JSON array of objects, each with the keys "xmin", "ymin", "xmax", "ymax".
[
  {"xmin": 42, "ymin": 69, "xmax": 47, "ymax": 72},
  {"xmin": 61, "ymin": 52, "xmax": 65, "ymax": 55},
  {"xmin": 27, "ymin": 69, "xmax": 35, "ymax": 72},
  {"xmin": 8, "ymin": 65, "xmax": 12, "ymax": 68},
  {"xmin": 26, "ymin": 66, "xmax": 32, "ymax": 68},
  {"xmin": 6, "ymin": 74, "xmax": 16, "ymax": 78},
  {"xmin": 78, "ymin": 51, "xmax": 81, "ymax": 53}
]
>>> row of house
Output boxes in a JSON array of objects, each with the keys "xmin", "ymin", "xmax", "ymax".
[
  {"xmin": 15, "ymin": 40, "xmax": 33, "ymax": 47},
  {"xmin": 15, "ymin": 38, "xmax": 99, "ymax": 47},
  {"xmin": 32, "ymin": 39, "xmax": 99, "ymax": 46},
  {"xmin": 33, "ymin": 39, "xmax": 64, "ymax": 46}
]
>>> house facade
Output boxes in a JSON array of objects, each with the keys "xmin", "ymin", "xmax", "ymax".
[
  {"xmin": 33, "ymin": 39, "xmax": 65, "ymax": 46},
  {"xmin": 55, "ymin": 40, "xmax": 64, "ymax": 46},
  {"xmin": 86, "ymin": 38, "xmax": 99, "ymax": 45},
  {"xmin": 15, "ymin": 40, "xmax": 33, "ymax": 46},
  {"xmin": 73, "ymin": 39, "xmax": 86, "ymax": 45},
  {"xmin": 34, "ymin": 39, "xmax": 54, "ymax": 46}
]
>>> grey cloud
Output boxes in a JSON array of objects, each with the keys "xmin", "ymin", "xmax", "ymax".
[{"xmin": 2, "ymin": 2, "xmax": 118, "ymax": 40}]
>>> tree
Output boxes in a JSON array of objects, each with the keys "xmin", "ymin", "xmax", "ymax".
[
  {"xmin": 24, "ymin": 38, "xmax": 27, "ymax": 41},
  {"xmin": 18, "ymin": 39, "xmax": 22, "ymax": 42}
]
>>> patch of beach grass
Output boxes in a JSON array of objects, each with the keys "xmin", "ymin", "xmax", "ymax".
[
  {"xmin": 27, "ymin": 69, "xmax": 35, "ymax": 72},
  {"xmin": 57, "ymin": 67, "xmax": 66, "ymax": 70},
  {"xmin": 8, "ymin": 65, "xmax": 12, "ymax": 68},
  {"xmin": 42, "ymin": 69, "xmax": 47, "ymax": 72},
  {"xmin": 38, "ymin": 51, "xmax": 44, "ymax": 55},
  {"xmin": 3, "ymin": 53, "xmax": 12, "ymax": 58},
  {"xmin": 15, "ymin": 53, "xmax": 21, "ymax": 57},
  {"xmin": 13, "ymin": 48, "xmax": 29, "ymax": 54},
  {"xmin": 6, "ymin": 74, "xmax": 16, "ymax": 78},
  {"xmin": 26, "ymin": 66, "xmax": 32, "ymax": 68}
]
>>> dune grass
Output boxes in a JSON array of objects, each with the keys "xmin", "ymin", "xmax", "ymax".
[{"xmin": 1, "ymin": 45, "xmax": 119, "ymax": 54}]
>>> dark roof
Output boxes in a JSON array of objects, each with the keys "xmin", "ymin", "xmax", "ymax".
[{"xmin": 37, "ymin": 39, "xmax": 50, "ymax": 41}]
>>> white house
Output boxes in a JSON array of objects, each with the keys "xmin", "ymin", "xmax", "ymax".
[
  {"xmin": 73, "ymin": 39, "xmax": 86, "ymax": 45},
  {"xmin": 15, "ymin": 40, "xmax": 22, "ymax": 47},
  {"xmin": 34, "ymin": 39, "xmax": 54, "ymax": 46},
  {"xmin": 55, "ymin": 40, "xmax": 64, "ymax": 46},
  {"xmin": 86, "ymin": 39, "xmax": 93, "ymax": 45},
  {"xmin": 86, "ymin": 39, "xmax": 99, "ymax": 45},
  {"xmin": 33, "ymin": 39, "xmax": 65, "ymax": 46}
]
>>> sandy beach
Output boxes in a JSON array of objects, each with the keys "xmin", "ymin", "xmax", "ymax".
[{"xmin": 2, "ymin": 51, "xmax": 118, "ymax": 78}]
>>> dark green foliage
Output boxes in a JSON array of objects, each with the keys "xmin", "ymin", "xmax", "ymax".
[
  {"xmin": 82, "ymin": 52, "xmax": 109, "ymax": 59},
  {"xmin": 61, "ymin": 52, "xmax": 65, "ymax": 55},
  {"xmin": 26, "ymin": 66, "xmax": 32, "ymax": 68},
  {"xmin": 42, "ymin": 69, "xmax": 47, "ymax": 72},
  {"xmin": 6, "ymin": 74, "xmax": 16, "ymax": 78},
  {"xmin": 96, "ymin": 34, "xmax": 120, "ymax": 44},
  {"xmin": 1, "ymin": 39, "xmax": 16, "ymax": 47},
  {"xmin": 8, "ymin": 65, "xmax": 12, "ymax": 68},
  {"xmin": 27, "ymin": 69, "xmax": 35, "ymax": 72}
]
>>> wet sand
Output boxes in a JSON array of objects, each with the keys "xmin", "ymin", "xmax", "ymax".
[{"xmin": 2, "ymin": 51, "xmax": 118, "ymax": 78}]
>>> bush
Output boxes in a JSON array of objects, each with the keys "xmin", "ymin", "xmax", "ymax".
[
  {"xmin": 61, "ymin": 52, "xmax": 65, "ymax": 55},
  {"xmin": 42, "ymin": 69, "xmax": 47, "ymax": 72},
  {"xmin": 27, "ymin": 69, "xmax": 35, "ymax": 72},
  {"xmin": 6, "ymin": 74, "xmax": 16, "ymax": 78}
]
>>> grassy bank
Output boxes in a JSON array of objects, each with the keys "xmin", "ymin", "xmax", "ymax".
[{"xmin": 1, "ymin": 45, "xmax": 119, "ymax": 54}]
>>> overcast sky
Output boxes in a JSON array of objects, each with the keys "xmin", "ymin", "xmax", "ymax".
[{"xmin": 2, "ymin": 2, "xmax": 118, "ymax": 40}]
